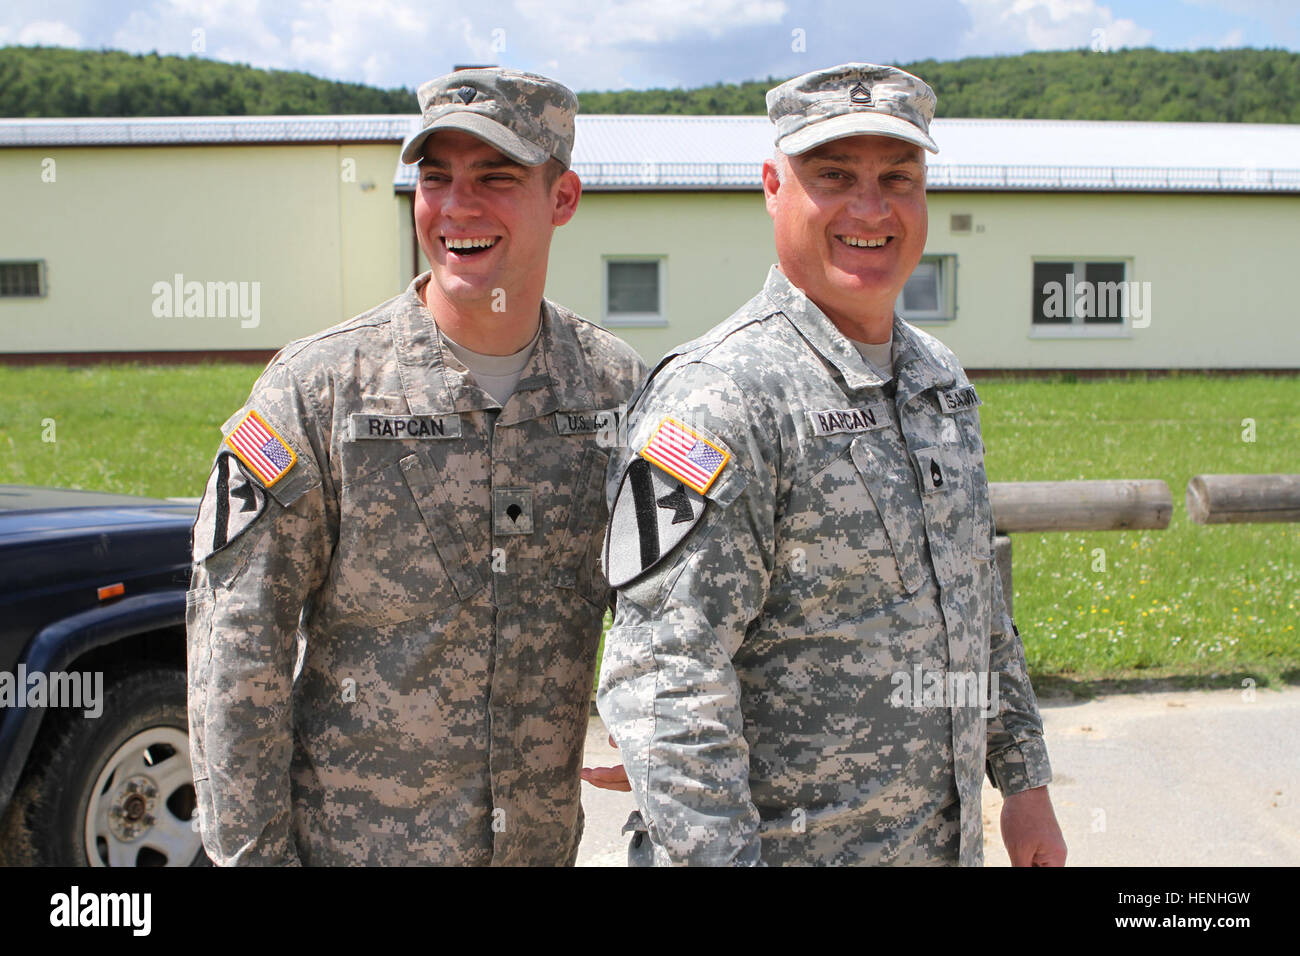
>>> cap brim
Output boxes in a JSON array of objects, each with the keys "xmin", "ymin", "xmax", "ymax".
[
  {"xmin": 777, "ymin": 110, "xmax": 938, "ymax": 155},
  {"xmin": 400, "ymin": 112, "xmax": 550, "ymax": 166}
]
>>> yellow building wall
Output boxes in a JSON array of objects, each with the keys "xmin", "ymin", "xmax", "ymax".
[
  {"xmin": 0, "ymin": 143, "xmax": 403, "ymax": 353},
  {"xmin": 545, "ymin": 191, "xmax": 777, "ymax": 364},
  {"xmin": 922, "ymin": 191, "xmax": 1300, "ymax": 369},
  {"xmin": 543, "ymin": 189, "xmax": 1300, "ymax": 369},
  {"xmin": 4, "ymin": 142, "xmax": 1297, "ymax": 372}
]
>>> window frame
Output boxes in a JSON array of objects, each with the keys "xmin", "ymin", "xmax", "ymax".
[
  {"xmin": 895, "ymin": 253, "xmax": 956, "ymax": 323},
  {"xmin": 0, "ymin": 260, "xmax": 46, "ymax": 299},
  {"xmin": 1030, "ymin": 257, "xmax": 1136, "ymax": 339},
  {"xmin": 602, "ymin": 256, "xmax": 667, "ymax": 328}
]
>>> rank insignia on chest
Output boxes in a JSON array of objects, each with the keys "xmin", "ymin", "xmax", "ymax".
[
  {"xmin": 914, "ymin": 447, "xmax": 960, "ymax": 496},
  {"xmin": 938, "ymin": 385, "xmax": 981, "ymax": 413},
  {"xmin": 224, "ymin": 409, "xmax": 297, "ymax": 487},
  {"xmin": 639, "ymin": 417, "xmax": 729, "ymax": 495},
  {"xmin": 492, "ymin": 488, "xmax": 534, "ymax": 535}
]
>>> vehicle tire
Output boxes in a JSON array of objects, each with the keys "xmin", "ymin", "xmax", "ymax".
[{"xmin": 7, "ymin": 668, "xmax": 209, "ymax": 866}]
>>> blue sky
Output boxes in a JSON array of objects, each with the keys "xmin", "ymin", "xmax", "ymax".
[{"xmin": 2, "ymin": 1, "xmax": 1296, "ymax": 92}]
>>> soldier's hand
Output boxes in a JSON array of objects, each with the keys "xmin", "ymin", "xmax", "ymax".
[
  {"xmin": 1000, "ymin": 785, "xmax": 1067, "ymax": 866},
  {"xmin": 581, "ymin": 735, "xmax": 631, "ymax": 791},
  {"xmin": 581, "ymin": 765, "xmax": 631, "ymax": 791}
]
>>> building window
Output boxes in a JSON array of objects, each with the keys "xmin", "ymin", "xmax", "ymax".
[
  {"xmin": 896, "ymin": 255, "xmax": 955, "ymax": 321},
  {"xmin": 1032, "ymin": 260, "xmax": 1129, "ymax": 327},
  {"xmin": 0, "ymin": 261, "xmax": 44, "ymax": 298},
  {"xmin": 604, "ymin": 258, "xmax": 665, "ymax": 327}
]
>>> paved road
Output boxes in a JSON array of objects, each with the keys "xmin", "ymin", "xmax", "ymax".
[{"xmin": 577, "ymin": 685, "xmax": 1300, "ymax": 866}]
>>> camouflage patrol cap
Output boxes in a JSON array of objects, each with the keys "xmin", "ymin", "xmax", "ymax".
[
  {"xmin": 767, "ymin": 63, "xmax": 939, "ymax": 155},
  {"xmin": 400, "ymin": 67, "xmax": 577, "ymax": 167}
]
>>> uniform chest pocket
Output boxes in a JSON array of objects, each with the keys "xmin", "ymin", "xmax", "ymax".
[
  {"xmin": 324, "ymin": 454, "xmax": 485, "ymax": 628},
  {"xmin": 910, "ymin": 442, "xmax": 995, "ymax": 584},
  {"xmin": 546, "ymin": 445, "xmax": 611, "ymax": 608},
  {"xmin": 775, "ymin": 436, "xmax": 928, "ymax": 627},
  {"xmin": 847, "ymin": 437, "xmax": 929, "ymax": 595}
]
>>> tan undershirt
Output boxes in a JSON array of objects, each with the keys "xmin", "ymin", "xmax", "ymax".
[
  {"xmin": 441, "ymin": 324, "xmax": 541, "ymax": 406},
  {"xmin": 850, "ymin": 332, "xmax": 894, "ymax": 379}
]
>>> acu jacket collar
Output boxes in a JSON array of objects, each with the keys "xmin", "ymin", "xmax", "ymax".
[
  {"xmin": 392, "ymin": 272, "xmax": 598, "ymax": 421},
  {"xmin": 761, "ymin": 266, "xmax": 953, "ymax": 406}
]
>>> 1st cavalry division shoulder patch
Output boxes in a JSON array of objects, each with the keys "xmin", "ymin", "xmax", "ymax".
[
  {"xmin": 195, "ymin": 452, "xmax": 268, "ymax": 557},
  {"xmin": 224, "ymin": 410, "xmax": 297, "ymax": 487},
  {"xmin": 605, "ymin": 416, "xmax": 731, "ymax": 587},
  {"xmin": 606, "ymin": 458, "xmax": 707, "ymax": 587}
]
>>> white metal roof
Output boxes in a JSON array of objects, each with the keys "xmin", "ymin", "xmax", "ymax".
[
  {"xmin": 3, "ymin": 113, "xmax": 1298, "ymax": 193},
  {"xmin": 0, "ymin": 114, "xmax": 416, "ymax": 146},
  {"xmin": 406, "ymin": 115, "xmax": 1300, "ymax": 192}
]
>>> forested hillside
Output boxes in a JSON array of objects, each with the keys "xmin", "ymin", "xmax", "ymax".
[
  {"xmin": 0, "ymin": 46, "xmax": 415, "ymax": 116},
  {"xmin": 580, "ymin": 48, "xmax": 1300, "ymax": 122},
  {"xmin": 3, "ymin": 45, "xmax": 1297, "ymax": 122}
]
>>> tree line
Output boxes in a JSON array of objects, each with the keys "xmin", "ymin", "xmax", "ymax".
[{"xmin": 3, "ymin": 45, "xmax": 1298, "ymax": 123}]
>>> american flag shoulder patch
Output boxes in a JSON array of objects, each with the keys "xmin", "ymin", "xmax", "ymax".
[
  {"xmin": 224, "ymin": 409, "xmax": 298, "ymax": 487},
  {"xmin": 639, "ymin": 417, "xmax": 730, "ymax": 495}
]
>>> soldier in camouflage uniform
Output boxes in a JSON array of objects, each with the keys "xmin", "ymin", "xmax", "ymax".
[
  {"xmin": 187, "ymin": 68, "xmax": 646, "ymax": 865},
  {"xmin": 596, "ymin": 64, "xmax": 1067, "ymax": 866}
]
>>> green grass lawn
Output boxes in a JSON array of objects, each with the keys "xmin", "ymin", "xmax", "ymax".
[
  {"xmin": 980, "ymin": 374, "xmax": 1299, "ymax": 693},
  {"xmin": 2, "ymin": 365, "xmax": 1296, "ymax": 690},
  {"xmin": 0, "ymin": 363, "xmax": 262, "ymax": 499}
]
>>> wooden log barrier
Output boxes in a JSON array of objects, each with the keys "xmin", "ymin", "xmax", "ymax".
[
  {"xmin": 1186, "ymin": 474, "xmax": 1300, "ymax": 525},
  {"xmin": 989, "ymin": 479, "xmax": 1173, "ymax": 534}
]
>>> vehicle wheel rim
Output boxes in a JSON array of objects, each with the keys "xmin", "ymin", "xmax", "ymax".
[{"xmin": 84, "ymin": 727, "xmax": 202, "ymax": 867}]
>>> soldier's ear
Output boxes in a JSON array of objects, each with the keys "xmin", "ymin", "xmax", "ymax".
[
  {"xmin": 762, "ymin": 160, "xmax": 782, "ymax": 214},
  {"xmin": 551, "ymin": 168, "xmax": 581, "ymax": 226}
]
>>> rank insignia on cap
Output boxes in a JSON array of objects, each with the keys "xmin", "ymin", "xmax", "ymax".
[
  {"xmin": 639, "ymin": 417, "xmax": 730, "ymax": 495},
  {"xmin": 849, "ymin": 82, "xmax": 872, "ymax": 105},
  {"xmin": 224, "ymin": 409, "xmax": 297, "ymax": 487},
  {"xmin": 456, "ymin": 86, "xmax": 477, "ymax": 104}
]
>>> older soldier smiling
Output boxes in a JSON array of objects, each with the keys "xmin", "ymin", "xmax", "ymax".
[{"xmin": 595, "ymin": 63, "xmax": 1066, "ymax": 867}]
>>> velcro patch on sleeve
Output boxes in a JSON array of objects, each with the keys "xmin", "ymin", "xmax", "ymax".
[
  {"xmin": 224, "ymin": 409, "xmax": 297, "ymax": 487},
  {"xmin": 639, "ymin": 417, "xmax": 730, "ymax": 495}
]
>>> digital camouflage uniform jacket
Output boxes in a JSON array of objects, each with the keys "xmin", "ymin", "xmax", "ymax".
[
  {"xmin": 597, "ymin": 267, "xmax": 1051, "ymax": 866},
  {"xmin": 187, "ymin": 273, "xmax": 646, "ymax": 865}
]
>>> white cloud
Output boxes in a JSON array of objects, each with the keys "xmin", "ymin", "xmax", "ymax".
[
  {"xmin": 1179, "ymin": 0, "xmax": 1291, "ymax": 15},
  {"xmin": 504, "ymin": 0, "xmax": 788, "ymax": 88},
  {"xmin": 15, "ymin": 19, "xmax": 84, "ymax": 47},
  {"xmin": 89, "ymin": 0, "xmax": 797, "ymax": 91},
  {"xmin": 959, "ymin": 0, "xmax": 1154, "ymax": 56},
  {"xmin": 1217, "ymin": 26, "xmax": 1246, "ymax": 46},
  {"xmin": 515, "ymin": 0, "xmax": 786, "ymax": 46},
  {"xmin": 111, "ymin": 0, "xmax": 284, "ymax": 69}
]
